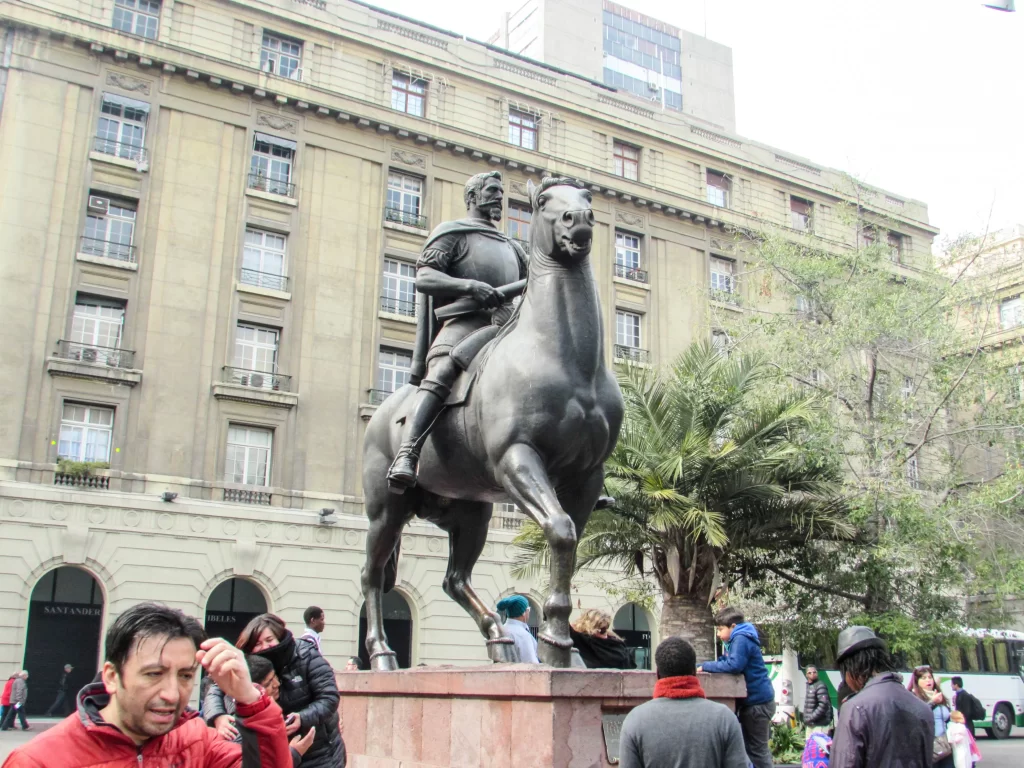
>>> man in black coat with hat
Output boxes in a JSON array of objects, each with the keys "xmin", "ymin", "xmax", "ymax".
[{"xmin": 830, "ymin": 626, "xmax": 933, "ymax": 768}]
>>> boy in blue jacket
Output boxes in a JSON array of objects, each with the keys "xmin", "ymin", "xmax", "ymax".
[{"xmin": 698, "ymin": 607, "xmax": 777, "ymax": 768}]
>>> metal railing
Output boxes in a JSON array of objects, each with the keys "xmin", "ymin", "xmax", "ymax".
[
  {"xmin": 380, "ymin": 295, "xmax": 416, "ymax": 317},
  {"xmin": 54, "ymin": 473, "xmax": 110, "ymax": 490},
  {"xmin": 711, "ymin": 288, "xmax": 741, "ymax": 306},
  {"xmin": 614, "ymin": 345, "xmax": 650, "ymax": 364},
  {"xmin": 384, "ymin": 206, "xmax": 428, "ymax": 229},
  {"xmin": 367, "ymin": 389, "xmax": 393, "ymax": 405},
  {"xmin": 490, "ymin": 514, "xmax": 525, "ymax": 531},
  {"xmin": 240, "ymin": 268, "xmax": 289, "ymax": 292},
  {"xmin": 614, "ymin": 264, "xmax": 649, "ymax": 283},
  {"xmin": 92, "ymin": 136, "xmax": 148, "ymax": 164},
  {"xmin": 222, "ymin": 366, "xmax": 292, "ymax": 392},
  {"xmin": 247, "ymin": 172, "xmax": 296, "ymax": 198},
  {"xmin": 224, "ymin": 488, "xmax": 272, "ymax": 505},
  {"xmin": 56, "ymin": 340, "xmax": 136, "ymax": 368},
  {"xmin": 79, "ymin": 236, "xmax": 137, "ymax": 264}
]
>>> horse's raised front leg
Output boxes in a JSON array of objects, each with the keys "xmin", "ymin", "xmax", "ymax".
[
  {"xmin": 497, "ymin": 443, "xmax": 577, "ymax": 667},
  {"xmin": 360, "ymin": 489, "xmax": 408, "ymax": 671},
  {"xmin": 438, "ymin": 501, "xmax": 518, "ymax": 663}
]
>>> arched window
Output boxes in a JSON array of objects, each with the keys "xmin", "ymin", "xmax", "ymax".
[{"xmin": 359, "ymin": 592, "xmax": 413, "ymax": 669}]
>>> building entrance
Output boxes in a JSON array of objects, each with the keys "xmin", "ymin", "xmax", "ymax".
[{"xmin": 358, "ymin": 592, "xmax": 413, "ymax": 669}]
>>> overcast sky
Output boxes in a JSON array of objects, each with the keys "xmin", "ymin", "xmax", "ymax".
[{"xmin": 369, "ymin": 0, "xmax": 1023, "ymax": 241}]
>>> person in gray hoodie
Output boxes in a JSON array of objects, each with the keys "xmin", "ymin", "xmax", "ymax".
[
  {"xmin": 0, "ymin": 671, "xmax": 29, "ymax": 731},
  {"xmin": 619, "ymin": 637, "xmax": 748, "ymax": 768}
]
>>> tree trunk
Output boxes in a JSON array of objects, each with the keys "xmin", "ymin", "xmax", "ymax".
[{"xmin": 659, "ymin": 592, "xmax": 718, "ymax": 663}]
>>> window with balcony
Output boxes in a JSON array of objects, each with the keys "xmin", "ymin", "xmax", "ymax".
[
  {"xmin": 385, "ymin": 172, "xmax": 425, "ymax": 228},
  {"xmin": 241, "ymin": 229, "xmax": 287, "ymax": 291},
  {"xmin": 225, "ymin": 425, "xmax": 272, "ymax": 486},
  {"xmin": 614, "ymin": 231, "xmax": 646, "ymax": 283},
  {"xmin": 706, "ymin": 170, "xmax": 730, "ymax": 208},
  {"xmin": 507, "ymin": 203, "xmax": 532, "ymax": 248},
  {"xmin": 888, "ymin": 232, "xmax": 905, "ymax": 263},
  {"xmin": 232, "ymin": 324, "xmax": 279, "ymax": 390},
  {"xmin": 381, "ymin": 258, "xmax": 417, "ymax": 317},
  {"xmin": 112, "ymin": 0, "xmax": 160, "ymax": 40},
  {"xmin": 615, "ymin": 310, "xmax": 647, "ymax": 363},
  {"xmin": 59, "ymin": 404, "xmax": 114, "ymax": 463},
  {"xmin": 391, "ymin": 73, "xmax": 426, "ymax": 117},
  {"xmin": 1000, "ymin": 296, "xmax": 1022, "ymax": 330},
  {"xmin": 260, "ymin": 32, "xmax": 302, "ymax": 79},
  {"xmin": 790, "ymin": 197, "xmax": 813, "ymax": 231},
  {"xmin": 508, "ymin": 109, "xmax": 538, "ymax": 150},
  {"xmin": 249, "ymin": 133, "xmax": 296, "ymax": 197},
  {"xmin": 82, "ymin": 195, "xmax": 136, "ymax": 264},
  {"xmin": 374, "ymin": 348, "xmax": 412, "ymax": 404},
  {"xmin": 613, "ymin": 141, "xmax": 640, "ymax": 181},
  {"xmin": 70, "ymin": 298, "xmax": 124, "ymax": 362},
  {"xmin": 710, "ymin": 257, "xmax": 736, "ymax": 303},
  {"xmin": 95, "ymin": 93, "xmax": 149, "ymax": 162}
]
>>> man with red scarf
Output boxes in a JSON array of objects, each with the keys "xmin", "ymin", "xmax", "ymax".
[{"xmin": 619, "ymin": 637, "xmax": 748, "ymax": 768}]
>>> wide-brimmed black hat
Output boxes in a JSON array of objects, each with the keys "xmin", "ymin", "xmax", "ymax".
[{"xmin": 836, "ymin": 625, "xmax": 887, "ymax": 662}]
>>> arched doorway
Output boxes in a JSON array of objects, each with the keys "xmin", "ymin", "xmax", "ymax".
[
  {"xmin": 204, "ymin": 578, "xmax": 268, "ymax": 646},
  {"xmin": 614, "ymin": 603, "xmax": 653, "ymax": 670},
  {"xmin": 23, "ymin": 566, "xmax": 104, "ymax": 715},
  {"xmin": 358, "ymin": 591, "xmax": 412, "ymax": 669},
  {"xmin": 525, "ymin": 596, "xmax": 542, "ymax": 639}
]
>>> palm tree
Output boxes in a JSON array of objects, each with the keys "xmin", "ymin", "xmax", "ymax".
[{"xmin": 514, "ymin": 341, "xmax": 852, "ymax": 660}]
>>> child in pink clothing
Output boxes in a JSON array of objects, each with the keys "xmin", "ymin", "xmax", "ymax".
[{"xmin": 947, "ymin": 710, "xmax": 981, "ymax": 768}]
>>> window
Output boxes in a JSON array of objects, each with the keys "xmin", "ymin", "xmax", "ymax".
[
  {"xmin": 614, "ymin": 231, "xmax": 646, "ymax": 282},
  {"xmin": 381, "ymin": 259, "xmax": 417, "ymax": 316},
  {"xmin": 241, "ymin": 229, "xmax": 287, "ymax": 291},
  {"xmin": 1010, "ymin": 365, "xmax": 1024, "ymax": 403},
  {"xmin": 906, "ymin": 454, "xmax": 920, "ymax": 489},
  {"xmin": 96, "ymin": 94, "xmax": 148, "ymax": 160},
  {"xmin": 712, "ymin": 329, "xmax": 730, "ymax": 357},
  {"xmin": 112, "ymin": 0, "xmax": 160, "ymax": 40},
  {"xmin": 790, "ymin": 197, "xmax": 812, "ymax": 231},
  {"xmin": 249, "ymin": 133, "xmax": 296, "ymax": 196},
  {"xmin": 1000, "ymin": 297, "xmax": 1022, "ymax": 330},
  {"xmin": 706, "ymin": 170, "xmax": 730, "ymax": 208},
  {"xmin": 71, "ymin": 299, "xmax": 124, "ymax": 353},
  {"xmin": 888, "ymin": 232, "xmax": 904, "ymax": 263},
  {"xmin": 225, "ymin": 425, "xmax": 272, "ymax": 486},
  {"xmin": 615, "ymin": 310, "xmax": 641, "ymax": 349},
  {"xmin": 377, "ymin": 348, "xmax": 412, "ymax": 395},
  {"xmin": 901, "ymin": 376, "xmax": 914, "ymax": 401},
  {"xmin": 508, "ymin": 109, "xmax": 538, "ymax": 150},
  {"xmin": 507, "ymin": 203, "xmax": 532, "ymax": 244},
  {"xmin": 82, "ymin": 196, "xmax": 136, "ymax": 262},
  {"xmin": 613, "ymin": 141, "xmax": 639, "ymax": 181},
  {"xmin": 260, "ymin": 33, "xmax": 302, "ymax": 79},
  {"xmin": 710, "ymin": 257, "xmax": 735, "ymax": 297},
  {"xmin": 234, "ymin": 324, "xmax": 279, "ymax": 380},
  {"xmin": 385, "ymin": 172, "xmax": 423, "ymax": 226},
  {"xmin": 391, "ymin": 73, "xmax": 426, "ymax": 117},
  {"xmin": 859, "ymin": 228, "xmax": 876, "ymax": 249},
  {"xmin": 59, "ymin": 404, "xmax": 114, "ymax": 463},
  {"xmin": 795, "ymin": 294, "xmax": 811, "ymax": 314}
]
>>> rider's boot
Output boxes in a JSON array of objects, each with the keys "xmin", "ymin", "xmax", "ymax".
[{"xmin": 387, "ymin": 388, "xmax": 446, "ymax": 493}]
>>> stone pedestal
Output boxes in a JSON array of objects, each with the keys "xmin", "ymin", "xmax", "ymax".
[{"xmin": 337, "ymin": 665, "xmax": 746, "ymax": 768}]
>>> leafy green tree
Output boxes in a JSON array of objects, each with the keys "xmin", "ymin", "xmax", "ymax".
[{"xmin": 514, "ymin": 342, "xmax": 851, "ymax": 660}]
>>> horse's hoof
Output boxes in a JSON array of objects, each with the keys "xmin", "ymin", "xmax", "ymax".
[
  {"xmin": 594, "ymin": 495, "xmax": 615, "ymax": 510},
  {"xmin": 370, "ymin": 650, "xmax": 400, "ymax": 671}
]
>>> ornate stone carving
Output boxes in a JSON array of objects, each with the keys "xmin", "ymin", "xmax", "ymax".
[
  {"xmin": 106, "ymin": 72, "xmax": 151, "ymax": 95},
  {"xmin": 597, "ymin": 95, "xmax": 654, "ymax": 120},
  {"xmin": 377, "ymin": 20, "xmax": 449, "ymax": 50},
  {"xmin": 690, "ymin": 126, "xmax": 742, "ymax": 148},
  {"xmin": 616, "ymin": 210, "xmax": 645, "ymax": 228},
  {"xmin": 256, "ymin": 112, "xmax": 298, "ymax": 134},
  {"xmin": 710, "ymin": 237, "xmax": 735, "ymax": 253},
  {"xmin": 775, "ymin": 154, "xmax": 822, "ymax": 176},
  {"xmin": 390, "ymin": 148, "xmax": 426, "ymax": 169},
  {"xmin": 493, "ymin": 59, "xmax": 557, "ymax": 87},
  {"xmin": 509, "ymin": 180, "xmax": 528, "ymax": 198}
]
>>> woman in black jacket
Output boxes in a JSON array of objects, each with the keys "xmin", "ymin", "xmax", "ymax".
[
  {"xmin": 569, "ymin": 609, "xmax": 636, "ymax": 669},
  {"xmin": 205, "ymin": 613, "xmax": 346, "ymax": 768}
]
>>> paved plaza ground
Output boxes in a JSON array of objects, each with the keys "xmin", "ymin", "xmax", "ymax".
[{"xmin": 1, "ymin": 719, "xmax": 1023, "ymax": 766}]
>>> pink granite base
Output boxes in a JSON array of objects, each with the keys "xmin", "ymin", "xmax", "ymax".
[{"xmin": 336, "ymin": 665, "xmax": 746, "ymax": 768}]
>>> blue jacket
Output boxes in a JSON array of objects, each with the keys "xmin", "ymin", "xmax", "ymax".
[{"xmin": 701, "ymin": 622, "xmax": 775, "ymax": 706}]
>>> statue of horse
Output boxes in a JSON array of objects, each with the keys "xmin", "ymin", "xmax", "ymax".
[{"xmin": 360, "ymin": 177, "xmax": 624, "ymax": 669}]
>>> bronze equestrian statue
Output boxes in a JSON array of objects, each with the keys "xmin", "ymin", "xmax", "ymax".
[{"xmin": 361, "ymin": 173, "xmax": 624, "ymax": 669}]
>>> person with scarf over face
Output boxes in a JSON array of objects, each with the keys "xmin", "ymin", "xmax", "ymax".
[
  {"xmin": 204, "ymin": 614, "xmax": 345, "ymax": 768},
  {"xmin": 619, "ymin": 637, "xmax": 748, "ymax": 768}
]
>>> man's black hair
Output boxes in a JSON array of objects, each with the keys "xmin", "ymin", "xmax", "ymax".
[
  {"xmin": 951, "ymin": 676, "xmax": 964, "ymax": 688},
  {"xmin": 104, "ymin": 602, "xmax": 206, "ymax": 672},
  {"xmin": 713, "ymin": 606, "xmax": 745, "ymax": 627},
  {"xmin": 246, "ymin": 654, "xmax": 275, "ymax": 684},
  {"xmin": 303, "ymin": 606, "xmax": 324, "ymax": 626},
  {"xmin": 654, "ymin": 637, "xmax": 697, "ymax": 679},
  {"xmin": 837, "ymin": 646, "xmax": 896, "ymax": 686}
]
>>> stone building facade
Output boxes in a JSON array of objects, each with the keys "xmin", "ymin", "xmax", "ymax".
[{"xmin": 0, "ymin": 0, "xmax": 935, "ymax": 708}]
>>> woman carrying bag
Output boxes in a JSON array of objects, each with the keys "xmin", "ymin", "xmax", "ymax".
[{"xmin": 908, "ymin": 665, "xmax": 952, "ymax": 768}]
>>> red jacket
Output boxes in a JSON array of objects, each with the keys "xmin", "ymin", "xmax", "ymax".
[
  {"xmin": 1, "ymin": 677, "xmax": 14, "ymax": 706},
  {"xmin": 2, "ymin": 683, "xmax": 292, "ymax": 768}
]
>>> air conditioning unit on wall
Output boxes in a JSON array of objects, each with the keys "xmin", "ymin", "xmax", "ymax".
[{"xmin": 87, "ymin": 196, "xmax": 108, "ymax": 213}]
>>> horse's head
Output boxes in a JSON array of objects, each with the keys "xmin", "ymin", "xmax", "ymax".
[{"xmin": 527, "ymin": 177, "xmax": 595, "ymax": 265}]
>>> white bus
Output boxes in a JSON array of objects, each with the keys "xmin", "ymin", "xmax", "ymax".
[{"xmin": 764, "ymin": 628, "xmax": 1024, "ymax": 739}]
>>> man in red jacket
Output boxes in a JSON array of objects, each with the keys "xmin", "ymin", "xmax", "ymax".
[{"xmin": 2, "ymin": 602, "xmax": 291, "ymax": 768}]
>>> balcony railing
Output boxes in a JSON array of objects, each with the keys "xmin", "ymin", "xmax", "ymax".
[
  {"xmin": 222, "ymin": 366, "xmax": 292, "ymax": 392},
  {"xmin": 240, "ymin": 268, "xmax": 289, "ymax": 292},
  {"xmin": 92, "ymin": 136, "xmax": 148, "ymax": 164},
  {"xmin": 56, "ymin": 340, "xmax": 136, "ymax": 368},
  {"xmin": 614, "ymin": 345, "xmax": 650, "ymax": 364},
  {"xmin": 79, "ymin": 236, "xmax": 137, "ymax": 264},
  {"xmin": 614, "ymin": 264, "xmax": 649, "ymax": 283},
  {"xmin": 384, "ymin": 206, "xmax": 428, "ymax": 229},
  {"xmin": 367, "ymin": 389, "xmax": 394, "ymax": 405},
  {"xmin": 224, "ymin": 488, "xmax": 272, "ymax": 505},
  {"xmin": 380, "ymin": 295, "xmax": 417, "ymax": 317},
  {"xmin": 54, "ymin": 472, "xmax": 110, "ymax": 489},
  {"xmin": 490, "ymin": 514, "xmax": 525, "ymax": 531},
  {"xmin": 247, "ymin": 172, "xmax": 296, "ymax": 198},
  {"xmin": 711, "ymin": 288, "xmax": 741, "ymax": 306}
]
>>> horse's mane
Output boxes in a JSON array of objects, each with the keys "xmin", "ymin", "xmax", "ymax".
[{"xmin": 530, "ymin": 176, "xmax": 585, "ymax": 207}]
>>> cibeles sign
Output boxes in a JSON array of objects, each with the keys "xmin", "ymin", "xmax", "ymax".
[{"xmin": 41, "ymin": 604, "xmax": 101, "ymax": 618}]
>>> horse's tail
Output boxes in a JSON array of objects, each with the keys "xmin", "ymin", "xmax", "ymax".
[{"xmin": 383, "ymin": 538, "xmax": 401, "ymax": 593}]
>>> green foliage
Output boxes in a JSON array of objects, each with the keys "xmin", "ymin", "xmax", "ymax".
[
  {"xmin": 769, "ymin": 722, "xmax": 805, "ymax": 764},
  {"xmin": 55, "ymin": 459, "xmax": 109, "ymax": 477}
]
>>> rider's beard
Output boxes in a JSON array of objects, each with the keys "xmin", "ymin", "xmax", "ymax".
[{"xmin": 484, "ymin": 205, "xmax": 502, "ymax": 222}]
